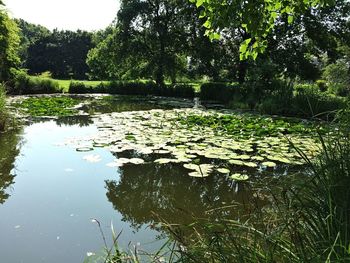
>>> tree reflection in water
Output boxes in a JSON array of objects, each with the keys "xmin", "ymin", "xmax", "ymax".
[
  {"xmin": 105, "ymin": 162, "xmax": 269, "ymax": 231},
  {"xmin": 0, "ymin": 127, "xmax": 22, "ymax": 204}
]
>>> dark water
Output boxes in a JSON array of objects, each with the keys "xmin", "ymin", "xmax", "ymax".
[{"xmin": 0, "ymin": 97, "xmax": 276, "ymax": 263}]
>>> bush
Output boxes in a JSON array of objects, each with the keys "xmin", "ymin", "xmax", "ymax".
[
  {"xmin": 162, "ymin": 84, "xmax": 195, "ymax": 98},
  {"xmin": 0, "ymin": 84, "xmax": 7, "ymax": 131},
  {"xmin": 69, "ymin": 82, "xmax": 94, "ymax": 94},
  {"xmin": 293, "ymin": 88, "xmax": 346, "ymax": 119},
  {"xmin": 258, "ymin": 81, "xmax": 294, "ymax": 115},
  {"xmin": 316, "ymin": 79, "xmax": 328, "ymax": 92},
  {"xmin": 322, "ymin": 60, "xmax": 350, "ymax": 96},
  {"xmin": 259, "ymin": 82, "xmax": 346, "ymax": 119},
  {"xmin": 200, "ymin": 82, "xmax": 240, "ymax": 103},
  {"xmin": 69, "ymin": 81, "xmax": 196, "ymax": 98},
  {"xmin": 8, "ymin": 72, "xmax": 61, "ymax": 94},
  {"xmin": 107, "ymin": 81, "xmax": 159, "ymax": 95}
]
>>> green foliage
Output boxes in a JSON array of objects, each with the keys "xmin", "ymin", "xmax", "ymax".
[
  {"xmin": 16, "ymin": 96, "xmax": 80, "ymax": 117},
  {"xmin": 69, "ymin": 81, "xmax": 195, "ymax": 98},
  {"xmin": 15, "ymin": 18, "xmax": 50, "ymax": 65},
  {"xmin": 0, "ymin": 4, "xmax": 21, "ymax": 81},
  {"xmin": 190, "ymin": 0, "xmax": 335, "ymax": 60},
  {"xmin": 200, "ymin": 82, "xmax": 240, "ymax": 103},
  {"xmin": 25, "ymin": 29, "xmax": 94, "ymax": 79},
  {"xmin": 9, "ymin": 72, "xmax": 61, "ymax": 94},
  {"xmin": 259, "ymin": 82, "xmax": 346, "ymax": 119},
  {"xmin": 316, "ymin": 79, "xmax": 328, "ymax": 92},
  {"xmin": 322, "ymin": 60, "xmax": 350, "ymax": 96},
  {"xmin": 178, "ymin": 113, "xmax": 315, "ymax": 137},
  {"xmin": 0, "ymin": 83, "xmax": 7, "ymax": 131}
]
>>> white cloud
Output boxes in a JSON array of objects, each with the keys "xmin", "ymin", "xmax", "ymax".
[{"xmin": 3, "ymin": 0, "xmax": 120, "ymax": 31}]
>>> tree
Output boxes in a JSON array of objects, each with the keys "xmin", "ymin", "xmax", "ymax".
[
  {"xmin": 89, "ymin": 0, "xmax": 196, "ymax": 85},
  {"xmin": 26, "ymin": 29, "xmax": 94, "ymax": 79},
  {"xmin": 190, "ymin": 0, "xmax": 335, "ymax": 59},
  {"xmin": 15, "ymin": 19, "xmax": 50, "ymax": 66},
  {"xmin": 0, "ymin": 2, "xmax": 20, "ymax": 81}
]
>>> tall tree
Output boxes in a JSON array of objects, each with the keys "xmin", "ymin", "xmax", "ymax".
[
  {"xmin": 26, "ymin": 29, "xmax": 94, "ymax": 79},
  {"xmin": 15, "ymin": 19, "xmax": 50, "ymax": 66},
  {"xmin": 89, "ymin": 0, "xmax": 196, "ymax": 85},
  {"xmin": 0, "ymin": 2, "xmax": 20, "ymax": 81}
]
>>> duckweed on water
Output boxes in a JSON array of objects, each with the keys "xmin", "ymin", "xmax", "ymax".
[
  {"xmin": 15, "ymin": 96, "xmax": 81, "ymax": 117},
  {"xmin": 63, "ymin": 108, "xmax": 321, "ymax": 178}
]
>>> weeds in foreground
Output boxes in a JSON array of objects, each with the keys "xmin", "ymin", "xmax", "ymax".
[{"xmin": 85, "ymin": 219, "xmax": 178, "ymax": 263}]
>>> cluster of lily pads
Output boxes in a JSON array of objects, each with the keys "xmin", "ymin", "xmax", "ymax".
[{"xmin": 64, "ymin": 108, "xmax": 320, "ymax": 181}]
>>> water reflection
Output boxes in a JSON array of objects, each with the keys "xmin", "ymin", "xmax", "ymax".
[
  {"xmin": 80, "ymin": 96, "xmax": 175, "ymax": 114},
  {"xmin": 0, "ymin": 128, "xmax": 22, "ymax": 204},
  {"xmin": 55, "ymin": 115, "xmax": 93, "ymax": 127},
  {"xmin": 105, "ymin": 163, "xmax": 269, "ymax": 230}
]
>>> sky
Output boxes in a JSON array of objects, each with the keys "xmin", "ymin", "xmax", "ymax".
[{"xmin": 3, "ymin": 0, "xmax": 120, "ymax": 31}]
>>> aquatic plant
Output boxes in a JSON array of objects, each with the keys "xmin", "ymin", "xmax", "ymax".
[
  {"xmin": 63, "ymin": 108, "xmax": 320, "ymax": 180},
  {"xmin": 15, "ymin": 96, "xmax": 81, "ymax": 117}
]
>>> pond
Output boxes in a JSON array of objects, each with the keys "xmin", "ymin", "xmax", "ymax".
[{"xmin": 0, "ymin": 95, "xmax": 320, "ymax": 262}]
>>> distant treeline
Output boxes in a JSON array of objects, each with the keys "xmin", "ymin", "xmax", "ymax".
[{"xmin": 16, "ymin": 19, "xmax": 94, "ymax": 80}]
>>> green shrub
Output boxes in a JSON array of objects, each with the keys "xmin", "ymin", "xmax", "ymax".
[
  {"xmin": 322, "ymin": 60, "xmax": 350, "ymax": 96},
  {"xmin": 316, "ymin": 79, "xmax": 328, "ymax": 92},
  {"xmin": 293, "ymin": 88, "xmax": 346, "ymax": 119},
  {"xmin": 0, "ymin": 84, "xmax": 7, "ymax": 131},
  {"xmin": 163, "ymin": 84, "xmax": 195, "ymax": 98},
  {"xmin": 8, "ymin": 72, "xmax": 61, "ymax": 94},
  {"xmin": 107, "ymin": 81, "xmax": 159, "ymax": 95},
  {"xmin": 200, "ymin": 82, "xmax": 240, "ymax": 103},
  {"xmin": 259, "ymin": 82, "xmax": 345, "ymax": 119},
  {"xmin": 69, "ymin": 81, "xmax": 195, "ymax": 98},
  {"xmin": 329, "ymin": 83, "xmax": 350, "ymax": 97},
  {"xmin": 69, "ymin": 82, "xmax": 94, "ymax": 94}
]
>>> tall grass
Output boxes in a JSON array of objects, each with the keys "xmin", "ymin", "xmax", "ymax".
[{"xmin": 85, "ymin": 219, "xmax": 178, "ymax": 263}]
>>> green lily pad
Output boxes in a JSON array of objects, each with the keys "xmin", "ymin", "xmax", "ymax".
[
  {"xmin": 217, "ymin": 168, "xmax": 230, "ymax": 174},
  {"xmin": 262, "ymin": 161, "xmax": 277, "ymax": 168},
  {"xmin": 229, "ymin": 159, "xmax": 244, "ymax": 166},
  {"xmin": 230, "ymin": 173, "xmax": 249, "ymax": 181}
]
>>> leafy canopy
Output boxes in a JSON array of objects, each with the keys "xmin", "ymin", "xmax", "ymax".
[{"xmin": 190, "ymin": 0, "xmax": 335, "ymax": 59}]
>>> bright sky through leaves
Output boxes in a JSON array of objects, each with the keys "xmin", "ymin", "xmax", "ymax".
[{"xmin": 3, "ymin": 0, "xmax": 120, "ymax": 31}]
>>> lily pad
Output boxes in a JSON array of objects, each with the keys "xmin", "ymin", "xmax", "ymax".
[
  {"xmin": 217, "ymin": 168, "xmax": 230, "ymax": 174},
  {"xmin": 262, "ymin": 161, "xmax": 277, "ymax": 168},
  {"xmin": 230, "ymin": 173, "xmax": 249, "ymax": 181}
]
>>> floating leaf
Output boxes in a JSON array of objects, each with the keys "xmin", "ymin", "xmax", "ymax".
[
  {"xmin": 76, "ymin": 147, "xmax": 93, "ymax": 152},
  {"xmin": 229, "ymin": 159, "xmax": 244, "ymax": 166},
  {"xmin": 230, "ymin": 173, "xmax": 249, "ymax": 181},
  {"xmin": 262, "ymin": 161, "xmax": 277, "ymax": 168},
  {"xmin": 217, "ymin": 168, "xmax": 230, "ymax": 174}
]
